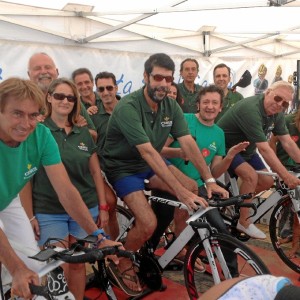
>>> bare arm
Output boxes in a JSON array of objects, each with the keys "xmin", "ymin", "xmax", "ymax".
[
  {"xmin": 257, "ymin": 141, "xmax": 300, "ymax": 188},
  {"xmin": 211, "ymin": 141, "xmax": 250, "ymax": 178},
  {"xmin": 277, "ymin": 134, "xmax": 300, "ymax": 163},
  {"xmin": 19, "ymin": 181, "xmax": 34, "ymax": 220},
  {"xmin": 19, "ymin": 182, "xmax": 40, "ymax": 239},
  {"xmin": 44, "ymin": 163, "xmax": 120, "ymax": 249},
  {"xmin": 136, "ymin": 142, "xmax": 207, "ymax": 210},
  {"xmin": 177, "ymin": 135, "xmax": 229, "ymax": 198},
  {"xmin": 269, "ymin": 133, "xmax": 278, "ymax": 154},
  {"xmin": 0, "ymin": 229, "xmax": 39, "ymax": 299},
  {"xmin": 161, "ymin": 136, "xmax": 188, "ymax": 159},
  {"xmin": 44, "ymin": 163, "xmax": 99, "ymax": 234},
  {"xmin": 89, "ymin": 153, "xmax": 108, "ymax": 228}
]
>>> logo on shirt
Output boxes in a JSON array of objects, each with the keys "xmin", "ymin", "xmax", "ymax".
[
  {"xmin": 209, "ymin": 142, "xmax": 217, "ymax": 152},
  {"xmin": 78, "ymin": 142, "xmax": 88, "ymax": 151},
  {"xmin": 202, "ymin": 148, "xmax": 210, "ymax": 157},
  {"xmin": 24, "ymin": 164, "xmax": 38, "ymax": 179},
  {"xmin": 161, "ymin": 116, "xmax": 173, "ymax": 127}
]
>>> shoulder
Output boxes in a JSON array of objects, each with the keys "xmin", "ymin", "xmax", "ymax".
[
  {"xmin": 183, "ymin": 113, "xmax": 196, "ymax": 122},
  {"xmin": 32, "ymin": 123, "xmax": 52, "ymax": 138}
]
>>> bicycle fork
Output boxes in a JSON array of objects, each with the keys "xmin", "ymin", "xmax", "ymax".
[{"xmin": 197, "ymin": 228, "xmax": 231, "ymax": 284}]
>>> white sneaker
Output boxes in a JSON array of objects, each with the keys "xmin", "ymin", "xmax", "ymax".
[{"xmin": 237, "ymin": 222, "xmax": 266, "ymax": 239}]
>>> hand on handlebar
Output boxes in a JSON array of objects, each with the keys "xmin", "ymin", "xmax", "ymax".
[
  {"xmin": 98, "ymin": 238, "xmax": 124, "ymax": 265},
  {"xmin": 177, "ymin": 189, "xmax": 208, "ymax": 210},
  {"xmin": 205, "ymin": 182, "xmax": 229, "ymax": 199},
  {"xmin": 10, "ymin": 265, "xmax": 39, "ymax": 300},
  {"xmin": 283, "ymin": 173, "xmax": 300, "ymax": 189}
]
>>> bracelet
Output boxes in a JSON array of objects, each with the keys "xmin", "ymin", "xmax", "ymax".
[
  {"xmin": 96, "ymin": 236, "xmax": 107, "ymax": 245},
  {"xmin": 29, "ymin": 216, "xmax": 36, "ymax": 222},
  {"xmin": 99, "ymin": 204, "xmax": 110, "ymax": 211},
  {"xmin": 205, "ymin": 178, "xmax": 216, "ymax": 184},
  {"xmin": 91, "ymin": 228, "xmax": 105, "ymax": 237}
]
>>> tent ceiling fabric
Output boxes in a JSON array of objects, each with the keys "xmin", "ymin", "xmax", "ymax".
[{"xmin": 1, "ymin": 0, "xmax": 300, "ymax": 58}]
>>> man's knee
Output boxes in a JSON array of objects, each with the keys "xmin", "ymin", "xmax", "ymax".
[
  {"xmin": 235, "ymin": 164, "xmax": 258, "ymax": 187},
  {"xmin": 137, "ymin": 215, "xmax": 157, "ymax": 241}
]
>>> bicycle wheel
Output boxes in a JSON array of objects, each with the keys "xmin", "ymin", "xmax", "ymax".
[
  {"xmin": 269, "ymin": 195, "xmax": 300, "ymax": 273},
  {"xmin": 115, "ymin": 205, "xmax": 134, "ymax": 243},
  {"xmin": 184, "ymin": 233, "xmax": 270, "ymax": 300}
]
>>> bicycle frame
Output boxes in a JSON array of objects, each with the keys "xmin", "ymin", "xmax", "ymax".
[
  {"xmin": 148, "ymin": 195, "xmax": 230, "ymax": 284},
  {"xmin": 226, "ymin": 170, "xmax": 300, "ymax": 225}
]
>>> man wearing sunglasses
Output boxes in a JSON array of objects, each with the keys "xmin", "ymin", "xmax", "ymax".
[
  {"xmin": 102, "ymin": 53, "xmax": 228, "ymax": 295},
  {"xmin": 218, "ymin": 80, "xmax": 300, "ymax": 239}
]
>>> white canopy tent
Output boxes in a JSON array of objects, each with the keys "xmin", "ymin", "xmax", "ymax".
[{"xmin": 1, "ymin": 0, "xmax": 300, "ymax": 96}]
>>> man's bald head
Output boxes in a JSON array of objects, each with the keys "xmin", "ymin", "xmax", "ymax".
[{"xmin": 27, "ymin": 52, "xmax": 59, "ymax": 94}]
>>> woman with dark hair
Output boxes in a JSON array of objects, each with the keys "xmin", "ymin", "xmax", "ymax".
[{"xmin": 168, "ymin": 81, "xmax": 184, "ymax": 107}]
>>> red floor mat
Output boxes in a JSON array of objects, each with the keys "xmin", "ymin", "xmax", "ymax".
[{"xmin": 85, "ymin": 244, "xmax": 300, "ymax": 299}]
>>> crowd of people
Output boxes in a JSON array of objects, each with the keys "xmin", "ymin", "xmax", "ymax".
[{"xmin": 1, "ymin": 51, "xmax": 300, "ymax": 299}]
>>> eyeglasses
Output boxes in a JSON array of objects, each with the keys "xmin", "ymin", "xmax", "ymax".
[
  {"xmin": 273, "ymin": 94, "xmax": 289, "ymax": 109},
  {"xmin": 150, "ymin": 73, "xmax": 174, "ymax": 83},
  {"xmin": 52, "ymin": 93, "xmax": 77, "ymax": 103},
  {"xmin": 97, "ymin": 86, "xmax": 115, "ymax": 93}
]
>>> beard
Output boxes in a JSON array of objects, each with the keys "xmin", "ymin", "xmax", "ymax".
[
  {"xmin": 37, "ymin": 74, "xmax": 53, "ymax": 94},
  {"xmin": 147, "ymin": 85, "xmax": 169, "ymax": 104}
]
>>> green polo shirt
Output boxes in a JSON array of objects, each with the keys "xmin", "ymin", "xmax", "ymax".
[
  {"xmin": 80, "ymin": 102, "xmax": 96, "ymax": 130},
  {"xmin": 169, "ymin": 114, "xmax": 225, "ymax": 187},
  {"xmin": 90, "ymin": 101, "xmax": 111, "ymax": 158},
  {"xmin": 81, "ymin": 92, "xmax": 102, "ymax": 110},
  {"xmin": 0, "ymin": 123, "xmax": 61, "ymax": 211},
  {"xmin": 32, "ymin": 117, "xmax": 98, "ymax": 214},
  {"xmin": 178, "ymin": 82, "xmax": 201, "ymax": 113},
  {"xmin": 102, "ymin": 87, "xmax": 190, "ymax": 183},
  {"xmin": 217, "ymin": 94, "xmax": 288, "ymax": 159},
  {"xmin": 276, "ymin": 113, "xmax": 300, "ymax": 167},
  {"xmin": 215, "ymin": 90, "xmax": 244, "ymax": 122}
]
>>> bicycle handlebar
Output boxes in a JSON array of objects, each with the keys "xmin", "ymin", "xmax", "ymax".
[
  {"xmin": 29, "ymin": 284, "xmax": 52, "ymax": 300},
  {"xmin": 56, "ymin": 246, "xmax": 134, "ymax": 264},
  {"xmin": 208, "ymin": 193, "xmax": 252, "ymax": 208}
]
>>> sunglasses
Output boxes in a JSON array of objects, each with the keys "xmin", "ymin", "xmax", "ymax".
[
  {"xmin": 150, "ymin": 73, "xmax": 174, "ymax": 83},
  {"xmin": 97, "ymin": 85, "xmax": 115, "ymax": 92},
  {"xmin": 273, "ymin": 94, "xmax": 289, "ymax": 109},
  {"xmin": 52, "ymin": 93, "xmax": 77, "ymax": 103}
]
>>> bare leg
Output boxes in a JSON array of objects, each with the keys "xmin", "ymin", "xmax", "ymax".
[
  {"xmin": 115, "ymin": 191, "xmax": 157, "ymax": 292},
  {"xmin": 235, "ymin": 163, "xmax": 273, "ymax": 227},
  {"xmin": 54, "ymin": 236, "xmax": 86, "ymax": 299},
  {"xmin": 148, "ymin": 165, "xmax": 198, "ymax": 237},
  {"xmin": 103, "ymin": 182, "xmax": 119, "ymax": 240}
]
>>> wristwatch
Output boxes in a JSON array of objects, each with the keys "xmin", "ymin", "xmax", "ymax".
[{"xmin": 205, "ymin": 178, "xmax": 216, "ymax": 184}]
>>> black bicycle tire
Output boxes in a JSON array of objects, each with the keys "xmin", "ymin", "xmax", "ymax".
[
  {"xmin": 269, "ymin": 195, "xmax": 300, "ymax": 273},
  {"xmin": 115, "ymin": 205, "xmax": 134, "ymax": 243},
  {"xmin": 183, "ymin": 233, "xmax": 270, "ymax": 300}
]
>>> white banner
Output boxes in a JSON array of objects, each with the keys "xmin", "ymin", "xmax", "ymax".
[{"xmin": 0, "ymin": 40, "xmax": 298, "ymax": 98}]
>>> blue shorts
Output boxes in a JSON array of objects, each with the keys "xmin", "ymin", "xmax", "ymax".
[
  {"xmin": 113, "ymin": 169, "xmax": 155, "ymax": 198},
  {"xmin": 229, "ymin": 152, "xmax": 266, "ymax": 176},
  {"xmin": 113, "ymin": 160, "xmax": 171, "ymax": 198},
  {"xmin": 36, "ymin": 205, "xmax": 98, "ymax": 246}
]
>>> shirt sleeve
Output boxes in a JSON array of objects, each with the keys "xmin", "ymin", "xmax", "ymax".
[
  {"xmin": 41, "ymin": 128, "xmax": 62, "ymax": 166},
  {"xmin": 114, "ymin": 105, "xmax": 150, "ymax": 147},
  {"xmin": 170, "ymin": 104, "xmax": 190, "ymax": 138}
]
